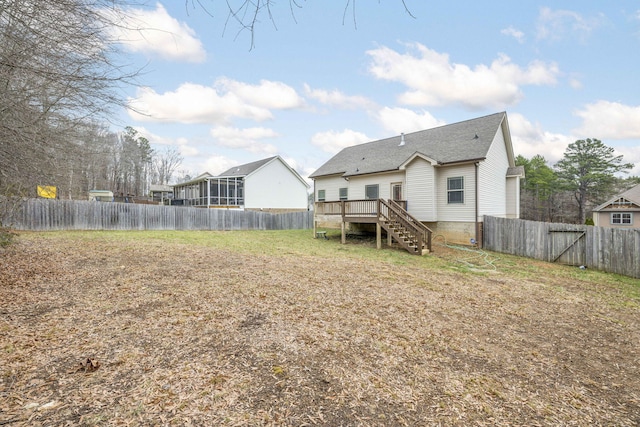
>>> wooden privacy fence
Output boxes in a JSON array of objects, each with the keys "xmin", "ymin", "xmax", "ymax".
[
  {"xmin": 483, "ymin": 216, "xmax": 640, "ymax": 279},
  {"xmin": 2, "ymin": 199, "xmax": 313, "ymax": 231}
]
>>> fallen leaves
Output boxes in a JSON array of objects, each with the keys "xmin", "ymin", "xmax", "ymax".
[
  {"xmin": 70, "ymin": 358, "xmax": 100, "ymax": 374},
  {"xmin": 0, "ymin": 231, "xmax": 638, "ymax": 426}
]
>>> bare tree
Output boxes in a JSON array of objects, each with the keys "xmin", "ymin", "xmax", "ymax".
[
  {"xmin": 152, "ymin": 147, "xmax": 183, "ymax": 185},
  {"xmin": 0, "ymin": 0, "xmax": 137, "ymax": 197},
  {"xmin": 187, "ymin": 0, "xmax": 415, "ymax": 49}
]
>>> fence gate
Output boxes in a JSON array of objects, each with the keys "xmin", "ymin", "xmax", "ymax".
[{"xmin": 548, "ymin": 226, "xmax": 587, "ymax": 266}]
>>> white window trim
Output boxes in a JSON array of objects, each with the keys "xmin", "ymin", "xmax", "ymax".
[
  {"xmin": 365, "ymin": 184, "xmax": 379, "ymax": 200},
  {"xmin": 447, "ymin": 176, "xmax": 464, "ymax": 204},
  {"xmin": 339, "ymin": 187, "xmax": 348, "ymax": 200},
  {"xmin": 611, "ymin": 212, "xmax": 632, "ymax": 225}
]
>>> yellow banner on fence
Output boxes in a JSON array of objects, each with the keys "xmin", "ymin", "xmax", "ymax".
[{"xmin": 37, "ymin": 185, "xmax": 57, "ymax": 199}]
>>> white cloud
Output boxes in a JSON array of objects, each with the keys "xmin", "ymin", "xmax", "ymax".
[
  {"xmin": 310, "ymin": 129, "xmax": 370, "ymax": 154},
  {"xmin": 366, "ymin": 43, "xmax": 559, "ymax": 109},
  {"xmin": 128, "ymin": 78, "xmax": 302, "ymax": 124},
  {"xmin": 133, "ymin": 127, "xmax": 199, "ymax": 156},
  {"xmin": 536, "ymin": 7, "xmax": 602, "ymax": 42},
  {"xmin": 219, "ymin": 78, "xmax": 305, "ymax": 110},
  {"xmin": 200, "ymin": 155, "xmax": 239, "ymax": 176},
  {"xmin": 106, "ymin": 3, "xmax": 206, "ymax": 62},
  {"xmin": 568, "ymin": 77, "xmax": 583, "ymax": 90},
  {"xmin": 501, "ymin": 26, "xmax": 525, "ymax": 43},
  {"xmin": 618, "ymin": 145, "xmax": 640, "ymax": 175},
  {"xmin": 128, "ymin": 84, "xmax": 272, "ymax": 123},
  {"xmin": 375, "ymin": 107, "xmax": 445, "ymax": 134},
  {"xmin": 132, "ymin": 126, "xmax": 174, "ymax": 146},
  {"xmin": 574, "ymin": 101, "xmax": 640, "ymax": 139},
  {"xmin": 177, "ymin": 140, "xmax": 199, "ymax": 157},
  {"xmin": 509, "ymin": 113, "xmax": 575, "ymax": 163},
  {"xmin": 303, "ymin": 84, "xmax": 375, "ymax": 110},
  {"xmin": 210, "ymin": 126, "xmax": 279, "ymax": 154}
]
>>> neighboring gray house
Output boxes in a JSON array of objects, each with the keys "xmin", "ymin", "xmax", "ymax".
[
  {"xmin": 310, "ymin": 112, "xmax": 523, "ymax": 248},
  {"xmin": 172, "ymin": 156, "xmax": 310, "ymax": 212},
  {"xmin": 592, "ymin": 183, "xmax": 640, "ymax": 228}
]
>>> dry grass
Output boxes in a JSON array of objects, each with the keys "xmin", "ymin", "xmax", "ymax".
[{"xmin": 0, "ymin": 230, "xmax": 639, "ymax": 426}]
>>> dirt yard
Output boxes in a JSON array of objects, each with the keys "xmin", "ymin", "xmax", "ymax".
[{"xmin": 1, "ymin": 231, "xmax": 639, "ymax": 426}]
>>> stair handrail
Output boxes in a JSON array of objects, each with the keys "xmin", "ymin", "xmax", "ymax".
[
  {"xmin": 378, "ymin": 199, "xmax": 423, "ymax": 252},
  {"xmin": 384, "ymin": 199, "xmax": 433, "ymax": 252}
]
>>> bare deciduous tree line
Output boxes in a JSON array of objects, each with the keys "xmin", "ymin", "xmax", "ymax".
[{"xmin": 0, "ymin": 0, "xmax": 182, "ymax": 200}]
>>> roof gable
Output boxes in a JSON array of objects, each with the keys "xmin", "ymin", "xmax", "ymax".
[
  {"xmin": 310, "ymin": 112, "xmax": 508, "ymax": 179},
  {"xmin": 220, "ymin": 156, "xmax": 310, "ymax": 188},
  {"xmin": 593, "ymin": 183, "xmax": 640, "ymax": 211}
]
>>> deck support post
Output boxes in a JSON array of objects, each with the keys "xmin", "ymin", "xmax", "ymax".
[
  {"xmin": 341, "ymin": 221, "xmax": 346, "ymax": 244},
  {"xmin": 376, "ymin": 223, "xmax": 382, "ymax": 249}
]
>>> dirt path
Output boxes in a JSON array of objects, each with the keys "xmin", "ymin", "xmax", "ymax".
[{"xmin": 1, "ymin": 233, "xmax": 639, "ymax": 426}]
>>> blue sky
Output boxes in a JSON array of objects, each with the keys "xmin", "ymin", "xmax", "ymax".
[{"xmin": 110, "ymin": 1, "xmax": 640, "ymax": 182}]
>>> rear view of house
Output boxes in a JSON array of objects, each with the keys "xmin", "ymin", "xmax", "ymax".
[{"xmin": 310, "ymin": 112, "xmax": 523, "ymax": 248}]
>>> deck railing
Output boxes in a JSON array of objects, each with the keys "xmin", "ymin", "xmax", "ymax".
[
  {"xmin": 315, "ymin": 199, "xmax": 431, "ymax": 253},
  {"xmin": 315, "ymin": 200, "xmax": 406, "ymax": 216}
]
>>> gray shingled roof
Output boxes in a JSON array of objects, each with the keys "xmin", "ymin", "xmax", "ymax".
[
  {"xmin": 309, "ymin": 112, "xmax": 508, "ymax": 179},
  {"xmin": 219, "ymin": 156, "xmax": 277, "ymax": 177},
  {"xmin": 507, "ymin": 166, "xmax": 525, "ymax": 177},
  {"xmin": 593, "ymin": 183, "xmax": 640, "ymax": 211}
]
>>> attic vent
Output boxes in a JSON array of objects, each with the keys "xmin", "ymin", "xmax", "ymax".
[
  {"xmin": 399, "ymin": 133, "xmax": 405, "ymax": 146},
  {"xmin": 473, "ymin": 133, "xmax": 479, "ymax": 139}
]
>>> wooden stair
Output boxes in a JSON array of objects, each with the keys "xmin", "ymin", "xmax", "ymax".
[
  {"xmin": 378, "ymin": 199, "xmax": 432, "ymax": 256},
  {"xmin": 382, "ymin": 219, "xmax": 428, "ymax": 255}
]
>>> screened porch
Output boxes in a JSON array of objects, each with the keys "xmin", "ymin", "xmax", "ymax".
[{"xmin": 173, "ymin": 177, "xmax": 245, "ymax": 207}]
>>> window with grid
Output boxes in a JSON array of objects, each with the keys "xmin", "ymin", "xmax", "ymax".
[
  {"xmin": 611, "ymin": 212, "xmax": 632, "ymax": 225},
  {"xmin": 447, "ymin": 177, "xmax": 464, "ymax": 204}
]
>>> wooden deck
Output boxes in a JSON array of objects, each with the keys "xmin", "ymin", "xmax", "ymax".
[{"xmin": 314, "ymin": 199, "xmax": 432, "ymax": 255}]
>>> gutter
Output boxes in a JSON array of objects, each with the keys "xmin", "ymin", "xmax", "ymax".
[{"xmin": 438, "ymin": 157, "xmax": 486, "ymax": 166}]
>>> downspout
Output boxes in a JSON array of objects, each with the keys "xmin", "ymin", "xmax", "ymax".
[
  {"xmin": 475, "ymin": 162, "xmax": 480, "ymax": 246},
  {"xmin": 312, "ymin": 179, "xmax": 317, "ymax": 237}
]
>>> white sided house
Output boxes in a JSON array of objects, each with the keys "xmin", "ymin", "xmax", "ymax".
[
  {"xmin": 172, "ymin": 156, "xmax": 309, "ymax": 212},
  {"xmin": 310, "ymin": 112, "xmax": 524, "ymax": 251}
]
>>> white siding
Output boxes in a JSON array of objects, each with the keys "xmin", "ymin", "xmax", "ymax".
[
  {"xmin": 347, "ymin": 172, "xmax": 405, "ymax": 200},
  {"xmin": 314, "ymin": 175, "xmax": 348, "ymax": 201},
  {"xmin": 436, "ymin": 164, "xmax": 476, "ymax": 222},
  {"xmin": 505, "ymin": 176, "xmax": 520, "ymax": 218},
  {"xmin": 478, "ymin": 130, "xmax": 509, "ymax": 219},
  {"xmin": 245, "ymin": 158, "xmax": 309, "ymax": 209},
  {"xmin": 405, "ymin": 158, "xmax": 437, "ymax": 221}
]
